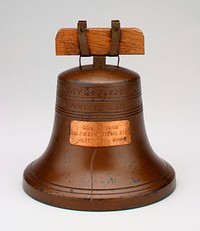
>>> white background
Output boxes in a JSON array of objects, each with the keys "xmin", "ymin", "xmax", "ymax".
[{"xmin": 1, "ymin": 0, "xmax": 200, "ymax": 230}]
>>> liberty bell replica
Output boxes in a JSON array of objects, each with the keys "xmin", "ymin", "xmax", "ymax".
[{"xmin": 23, "ymin": 21, "xmax": 176, "ymax": 210}]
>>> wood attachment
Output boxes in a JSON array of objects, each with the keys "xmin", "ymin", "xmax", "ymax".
[{"xmin": 56, "ymin": 27, "xmax": 144, "ymax": 56}]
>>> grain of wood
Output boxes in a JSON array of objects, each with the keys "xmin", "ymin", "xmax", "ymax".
[{"xmin": 56, "ymin": 28, "xmax": 144, "ymax": 55}]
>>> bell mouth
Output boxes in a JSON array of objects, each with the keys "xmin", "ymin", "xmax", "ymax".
[{"xmin": 23, "ymin": 161, "xmax": 175, "ymax": 211}]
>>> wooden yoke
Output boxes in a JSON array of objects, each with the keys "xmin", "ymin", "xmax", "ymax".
[{"xmin": 55, "ymin": 21, "xmax": 145, "ymax": 56}]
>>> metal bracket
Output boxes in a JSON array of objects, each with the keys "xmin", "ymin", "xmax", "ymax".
[
  {"xmin": 110, "ymin": 20, "xmax": 121, "ymax": 56},
  {"xmin": 77, "ymin": 21, "xmax": 90, "ymax": 56},
  {"xmin": 77, "ymin": 20, "xmax": 120, "ymax": 68}
]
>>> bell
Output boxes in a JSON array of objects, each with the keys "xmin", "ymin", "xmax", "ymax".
[{"xmin": 23, "ymin": 21, "xmax": 176, "ymax": 211}]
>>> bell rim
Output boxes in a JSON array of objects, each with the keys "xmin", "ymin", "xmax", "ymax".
[{"xmin": 23, "ymin": 161, "xmax": 176, "ymax": 211}]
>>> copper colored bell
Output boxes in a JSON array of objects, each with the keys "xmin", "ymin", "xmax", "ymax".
[{"xmin": 23, "ymin": 21, "xmax": 176, "ymax": 211}]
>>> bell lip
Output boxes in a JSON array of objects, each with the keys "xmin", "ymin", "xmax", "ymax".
[{"xmin": 23, "ymin": 161, "xmax": 176, "ymax": 211}]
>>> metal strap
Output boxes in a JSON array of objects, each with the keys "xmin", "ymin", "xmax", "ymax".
[
  {"xmin": 77, "ymin": 21, "xmax": 90, "ymax": 56},
  {"xmin": 110, "ymin": 20, "xmax": 121, "ymax": 56}
]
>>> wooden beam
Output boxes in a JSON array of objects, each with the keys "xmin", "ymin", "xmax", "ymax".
[{"xmin": 56, "ymin": 28, "xmax": 144, "ymax": 56}]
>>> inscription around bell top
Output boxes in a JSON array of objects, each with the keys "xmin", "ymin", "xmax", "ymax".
[{"xmin": 58, "ymin": 82, "xmax": 141, "ymax": 98}]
